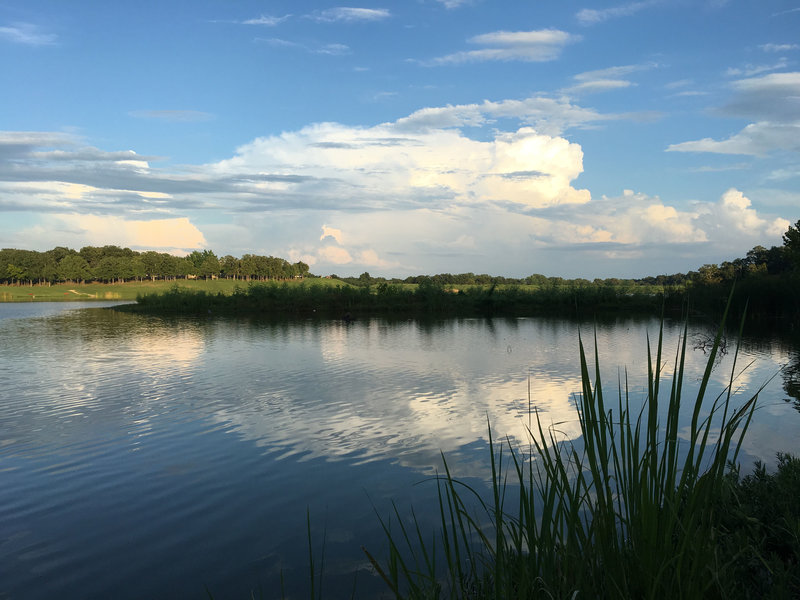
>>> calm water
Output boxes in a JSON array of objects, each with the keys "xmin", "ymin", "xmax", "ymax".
[{"xmin": 1, "ymin": 303, "xmax": 798, "ymax": 599}]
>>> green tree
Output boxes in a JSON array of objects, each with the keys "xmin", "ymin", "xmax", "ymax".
[
  {"xmin": 6, "ymin": 263, "xmax": 26, "ymax": 283},
  {"xmin": 57, "ymin": 255, "xmax": 91, "ymax": 283},
  {"xmin": 783, "ymin": 219, "xmax": 800, "ymax": 270},
  {"xmin": 694, "ymin": 264, "xmax": 722, "ymax": 285},
  {"xmin": 221, "ymin": 255, "xmax": 240, "ymax": 280},
  {"xmin": 293, "ymin": 261, "xmax": 309, "ymax": 278},
  {"xmin": 200, "ymin": 252, "xmax": 220, "ymax": 279}
]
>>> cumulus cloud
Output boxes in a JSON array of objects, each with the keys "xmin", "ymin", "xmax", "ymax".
[
  {"xmin": 542, "ymin": 188, "xmax": 787, "ymax": 261},
  {"xmin": 427, "ymin": 29, "xmax": 580, "ymax": 65},
  {"xmin": 13, "ymin": 215, "xmax": 207, "ymax": 253},
  {"xmin": 697, "ymin": 188, "xmax": 790, "ymax": 239},
  {"xmin": 320, "ymin": 225, "xmax": 344, "ymax": 243},
  {"xmin": 318, "ymin": 246, "xmax": 353, "ymax": 264},
  {"xmin": 0, "ymin": 22, "xmax": 56, "ymax": 45},
  {"xmin": 1, "ymin": 91, "xmax": 791, "ymax": 277},
  {"xmin": 213, "ymin": 122, "xmax": 590, "ymax": 209}
]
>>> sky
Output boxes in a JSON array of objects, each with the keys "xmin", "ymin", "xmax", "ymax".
[{"xmin": 1, "ymin": 1, "xmax": 799, "ymax": 278}]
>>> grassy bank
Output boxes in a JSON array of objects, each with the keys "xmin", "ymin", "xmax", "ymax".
[
  {"xmin": 0, "ymin": 278, "xmax": 348, "ymax": 302},
  {"xmin": 358, "ymin": 306, "xmax": 799, "ymax": 599},
  {"xmin": 116, "ymin": 280, "xmax": 675, "ymax": 319}
]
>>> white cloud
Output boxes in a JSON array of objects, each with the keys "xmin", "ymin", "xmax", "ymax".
[
  {"xmin": 436, "ymin": 0, "xmax": 471, "ymax": 7},
  {"xmin": 568, "ymin": 188, "xmax": 788, "ymax": 254},
  {"xmin": 213, "ymin": 122, "xmax": 590, "ymax": 210},
  {"xmin": 317, "ymin": 43, "xmax": 350, "ymax": 55},
  {"xmin": 760, "ymin": 43, "xmax": 799, "ymax": 52},
  {"xmin": 255, "ymin": 38, "xmax": 350, "ymax": 55},
  {"xmin": 320, "ymin": 225, "xmax": 344, "ymax": 243},
  {"xmin": 0, "ymin": 22, "xmax": 56, "ymax": 46},
  {"xmin": 393, "ymin": 95, "xmax": 613, "ymax": 136},
  {"xmin": 698, "ymin": 188, "xmax": 790, "ymax": 239},
  {"xmin": 13, "ymin": 215, "xmax": 207, "ymax": 253},
  {"xmin": 576, "ymin": 1, "xmax": 660, "ymax": 25},
  {"xmin": 356, "ymin": 248, "xmax": 392, "ymax": 267},
  {"xmin": 308, "ymin": 7, "xmax": 391, "ymax": 23},
  {"xmin": 318, "ymin": 246, "xmax": 353, "ymax": 264},
  {"xmin": 428, "ymin": 29, "xmax": 580, "ymax": 65},
  {"xmin": 667, "ymin": 72, "xmax": 800, "ymax": 156},
  {"xmin": 564, "ymin": 79, "xmax": 633, "ymax": 94},
  {"xmin": 563, "ymin": 63, "xmax": 656, "ymax": 95},
  {"xmin": 242, "ymin": 14, "xmax": 291, "ymax": 26},
  {"xmin": 726, "ymin": 59, "xmax": 788, "ymax": 77},
  {"xmin": 766, "ymin": 166, "xmax": 800, "ymax": 181},
  {"xmin": 666, "ymin": 122, "xmax": 800, "ymax": 156}
]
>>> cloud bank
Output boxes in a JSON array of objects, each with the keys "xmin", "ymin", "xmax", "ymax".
[
  {"xmin": 668, "ymin": 71, "xmax": 800, "ymax": 156},
  {"xmin": 0, "ymin": 92, "xmax": 791, "ymax": 276}
]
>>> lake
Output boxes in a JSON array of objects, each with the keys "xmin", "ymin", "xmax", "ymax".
[{"xmin": 1, "ymin": 302, "xmax": 798, "ymax": 599}]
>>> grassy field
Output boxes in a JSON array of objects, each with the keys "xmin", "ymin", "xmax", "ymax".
[{"xmin": 0, "ymin": 278, "xmax": 351, "ymax": 302}]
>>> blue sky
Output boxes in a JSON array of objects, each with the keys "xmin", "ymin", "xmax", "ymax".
[{"xmin": 1, "ymin": 0, "xmax": 798, "ymax": 278}]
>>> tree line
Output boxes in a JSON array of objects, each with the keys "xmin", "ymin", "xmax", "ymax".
[
  {"xmin": 334, "ymin": 219, "xmax": 800, "ymax": 290},
  {"xmin": 2, "ymin": 219, "xmax": 799, "ymax": 288},
  {"xmin": 0, "ymin": 246, "xmax": 310, "ymax": 285}
]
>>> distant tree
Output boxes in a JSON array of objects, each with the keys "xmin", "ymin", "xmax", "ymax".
[
  {"xmin": 200, "ymin": 252, "xmax": 220, "ymax": 280},
  {"xmin": 694, "ymin": 264, "xmax": 722, "ymax": 285},
  {"xmin": 525, "ymin": 274, "xmax": 548, "ymax": 286},
  {"xmin": 93, "ymin": 256, "xmax": 125, "ymax": 283},
  {"xmin": 79, "ymin": 246, "xmax": 105, "ymax": 269},
  {"xmin": 293, "ymin": 261, "xmax": 309, "ymax": 278},
  {"xmin": 6, "ymin": 263, "xmax": 26, "ymax": 284},
  {"xmin": 129, "ymin": 257, "xmax": 146, "ymax": 281},
  {"xmin": 766, "ymin": 246, "xmax": 790, "ymax": 275},
  {"xmin": 783, "ymin": 219, "xmax": 800, "ymax": 270},
  {"xmin": 746, "ymin": 245, "xmax": 769, "ymax": 268},
  {"xmin": 57, "ymin": 255, "xmax": 91, "ymax": 283},
  {"xmin": 221, "ymin": 255, "xmax": 240, "ymax": 280}
]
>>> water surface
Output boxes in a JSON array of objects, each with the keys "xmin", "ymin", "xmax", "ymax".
[{"xmin": 1, "ymin": 303, "xmax": 797, "ymax": 598}]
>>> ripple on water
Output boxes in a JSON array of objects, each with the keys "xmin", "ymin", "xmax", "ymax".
[{"xmin": 0, "ymin": 308, "xmax": 796, "ymax": 600}]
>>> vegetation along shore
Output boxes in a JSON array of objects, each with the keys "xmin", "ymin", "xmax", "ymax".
[{"xmin": 2, "ymin": 219, "xmax": 799, "ymax": 323}]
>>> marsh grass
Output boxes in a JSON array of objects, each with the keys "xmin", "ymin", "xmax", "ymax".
[
  {"xmin": 123, "ymin": 280, "xmax": 667, "ymax": 318},
  {"xmin": 364, "ymin": 298, "xmax": 783, "ymax": 599}
]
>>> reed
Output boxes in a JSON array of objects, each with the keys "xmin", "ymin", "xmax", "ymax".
[
  {"xmin": 365, "ymin": 299, "xmax": 783, "ymax": 599},
  {"xmin": 122, "ymin": 281, "xmax": 668, "ymax": 318}
]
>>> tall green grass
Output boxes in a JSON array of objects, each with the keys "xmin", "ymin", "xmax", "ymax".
[
  {"xmin": 122, "ymin": 280, "xmax": 668, "ymax": 318},
  {"xmin": 366, "ymin": 301, "xmax": 777, "ymax": 599}
]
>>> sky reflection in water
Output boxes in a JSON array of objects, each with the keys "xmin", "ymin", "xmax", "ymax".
[{"xmin": 0, "ymin": 303, "xmax": 797, "ymax": 598}]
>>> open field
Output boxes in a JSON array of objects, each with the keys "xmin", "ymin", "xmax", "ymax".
[{"xmin": 0, "ymin": 278, "xmax": 351, "ymax": 302}]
